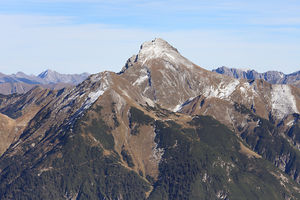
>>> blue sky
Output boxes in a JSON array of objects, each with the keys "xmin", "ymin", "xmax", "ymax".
[{"xmin": 0, "ymin": 0, "xmax": 299, "ymax": 74}]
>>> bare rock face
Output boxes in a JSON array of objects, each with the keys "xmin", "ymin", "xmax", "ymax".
[
  {"xmin": 0, "ymin": 38, "xmax": 300, "ymax": 199},
  {"xmin": 120, "ymin": 38, "xmax": 300, "ymax": 123}
]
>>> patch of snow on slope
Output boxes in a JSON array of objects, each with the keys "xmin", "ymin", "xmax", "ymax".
[
  {"xmin": 271, "ymin": 85, "xmax": 298, "ymax": 119},
  {"xmin": 133, "ymin": 68, "xmax": 148, "ymax": 86},
  {"xmin": 173, "ymin": 96, "xmax": 196, "ymax": 112},
  {"xmin": 164, "ymin": 62, "xmax": 177, "ymax": 71},
  {"xmin": 173, "ymin": 104, "xmax": 182, "ymax": 112},
  {"xmin": 152, "ymin": 142, "xmax": 164, "ymax": 161},
  {"xmin": 138, "ymin": 38, "xmax": 194, "ymax": 69},
  {"xmin": 152, "ymin": 129, "xmax": 164, "ymax": 163},
  {"xmin": 239, "ymin": 82, "xmax": 258, "ymax": 99},
  {"xmin": 204, "ymin": 79, "xmax": 240, "ymax": 99},
  {"xmin": 55, "ymin": 72, "xmax": 111, "ymax": 129},
  {"xmin": 133, "ymin": 75, "xmax": 148, "ymax": 86},
  {"xmin": 240, "ymin": 86, "xmax": 246, "ymax": 93},
  {"xmin": 286, "ymin": 120, "xmax": 295, "ymax": 127},
  {"xmin": 83, "ymin": 73, "xmax": 110, "ymax": 109},
  {"xmin": 88, "ymin": 89, "xmax": 105, "ymax": 104}
]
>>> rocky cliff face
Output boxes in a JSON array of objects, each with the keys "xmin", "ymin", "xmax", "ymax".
[
  {"xmin": 213, "ymin": 66, "xmax": 300, "ymax": 88},
  {"xmin": 0, "ymin": 39, "xmax": 299, "ymax": 199},
  {"xmin": 120, "ymin": 39, "xmax": 300, "ymax": 121}
]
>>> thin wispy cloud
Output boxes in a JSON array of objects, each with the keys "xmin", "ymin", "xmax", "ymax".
[{"xmin": 0, "ymin": 0, "xmax": 299, "ymax": 74}]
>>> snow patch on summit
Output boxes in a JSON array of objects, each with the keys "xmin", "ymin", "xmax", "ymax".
[
  {"xmin": 137, "ymin": 38, "xmax": 194, "ymax": 69},
  {"xmin": 271, "ymin": 85, "xmax": 298, "ymax": 119}
]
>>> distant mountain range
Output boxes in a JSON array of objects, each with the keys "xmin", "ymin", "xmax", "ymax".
[
  {"xmin": 213, "ymin": 66, "xmax": 300, "ymax": 88},
  {"xmin": 0, "ymin": 69, "xmax": 90, "ymax": 94}
]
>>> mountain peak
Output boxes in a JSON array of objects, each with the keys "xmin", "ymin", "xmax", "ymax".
[
  {"xmin": 119, "ymin": 38, "xmax": 194, "ymax": 74},
  {"xmin": 140, "ymin": 38, "xmax": 177, "ymax": 52},
  {"xmin": 38, "ymin": 69, "xmax": 57, "ymax": 79},
  {"xmin": 37, "ymin": 69, "xmax": 90, "ymax": 85},
  {"xmin": 137, "ymin": 38, "xmax": 180, "ymax": 64}
]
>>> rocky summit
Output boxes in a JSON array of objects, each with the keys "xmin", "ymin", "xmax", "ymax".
[{"xmin": 0, "ymin": 38, "xmax": 299, "ymax": 200}]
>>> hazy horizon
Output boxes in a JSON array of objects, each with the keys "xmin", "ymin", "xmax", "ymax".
[{"xmin": 1, "ymin": 63, "xmax": 300, "ymax": 77}]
